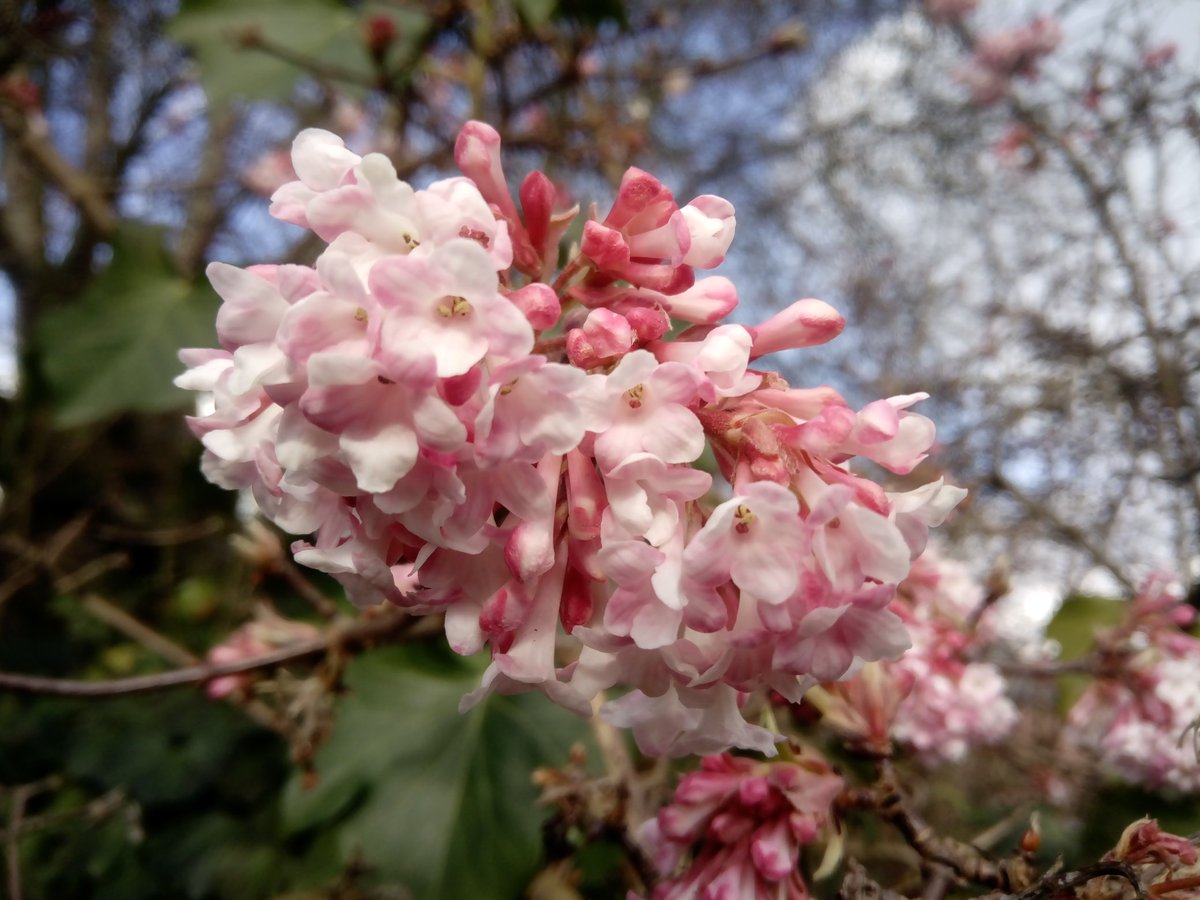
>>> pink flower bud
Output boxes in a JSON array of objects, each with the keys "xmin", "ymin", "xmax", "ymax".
[
  {"xmin": 566, "ymin": 449, "xmax": 606, "ymax": 539},
  {"xmin": 681, "ymin": 195, "xmax": 736, "ymax": 268},
  {"xmin": 505, "ymin": 283, "xmax": 561, "ymax": 331},
  {"xmin": 748, "ymin": 298, "xmax": 845, "ymax": 358},
  {"xmin": 454, "ymin": 120, "xmax": 520, "ymax": 223},
  {"xmin": 566, "ymin": 308, "xmax": 634, "ymax": 368},
  {"xmin": 580, "ymin": 220, "xmax": 630, "ymax": 269},
  {"xmin": 660, "ymin": 276, "xmax": 739, "ymax": 324},
  {"xmin": 621, "ymin": 303, "xmax": 671, "ymax": 342}
]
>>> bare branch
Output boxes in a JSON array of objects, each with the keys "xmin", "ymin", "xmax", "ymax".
[{"xmin": 0, "ymin": 610, "xmax": 414, "ymax": 698}]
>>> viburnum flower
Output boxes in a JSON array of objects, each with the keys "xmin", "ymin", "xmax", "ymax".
[
  {"xmin": 1064, "ymin": 573, "xmax": 1200, "ymax": 792},
  {"xmin": 636, "ymin": 751, "xmax": 844, "ymax": 899},
  {"xmin": 808, "ymin": 546, "xmax": 1019, "ymax": 763},
  {"xmin": 179, "ymin": 119, "xmax": 965, "ymax": 757}
]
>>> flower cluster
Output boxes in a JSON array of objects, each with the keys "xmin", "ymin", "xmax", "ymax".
[
  {"xmin": 955, "ymin": 16, "xmax": 1062, "ymax": 105},
  {"xmin": 637, "ymin": 752, "xmax": 843, "ymax": 899},
  {"xmin": 179, "ymin": 120, "xmax": 963, "ymax": 757},
  {"xmin": 1065, "ymin": 574, "xmax": 1200, "ymax": 793},
  {"xmin": 807, "ymin": 547, "xmax": 1017, "ymax": 762},
  {"xmin": 888, "ymin": 548, "xmax": 1017, "ymax": 762}
]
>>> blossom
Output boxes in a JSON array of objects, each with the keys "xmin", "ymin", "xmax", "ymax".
[
  {"xmin": 180, "ymin": 120, "xmax": 964, "ymax": 759},
  {"xmin": 637, "ymin": 752, "xmax": 843, "ymax": 899},
  {"xmin": 1060, "ymin": 574, "xmax": 1200, "ymax": 793}
]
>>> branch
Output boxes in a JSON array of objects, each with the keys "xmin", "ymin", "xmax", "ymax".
[
  {"xmin": 988, "ymin": 470, "xmax": 1136, "ymax": 593},
  {"xmin": 0, "ymin": 102, "xmax": 117, "ymax": 237},
  {"xmin": 838, "ymin": 762, "xmax": 1036, "ymax": 894},
  {"xmin": 0, "ymin": 610, "xmax": 413, "ymax": 698}
]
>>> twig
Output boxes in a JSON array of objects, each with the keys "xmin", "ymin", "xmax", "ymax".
[
  {"xmin": 1, "ymin": 779, "xmax": 58, "ymax": 900},
  {"xmin": 1013, "ymin": 861, "xmax": 1146, "ymax": 900},
  {"xmin": 80, "ymin": 595, "xmax": 198, "ymax": 667},
  {"xmin": 275, "ymin": 558, "xmax": 339, "ymax": 619},
  {"xmin": 0, "ymin": 103, "xmax": 117, "ymax": 236},
  {"xmin": 838, "ymin": 762, "xmax": 1035, "ymax": 894},
  {"xmin": 4, "ymin": 783, "xmax": 29, "ymax": 900},
  {"xmin": 0, "ymin": 610, "xmax": 412, "ymax": 697},
  {"xmin": 0, "ymin": 787, "xmax": 126, "ymax": 844},
  {"xmin": 95, "ymin": 518, "xmax": 225, "ymax": 546}
]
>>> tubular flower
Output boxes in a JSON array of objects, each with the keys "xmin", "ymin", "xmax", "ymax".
[
  {"xmin": 180, "ymin": 121, "xmax": 964, "ymax": 757},
  {"xmin": 636, "ymin": 751, "xmax": 844, "ymax": 899}
]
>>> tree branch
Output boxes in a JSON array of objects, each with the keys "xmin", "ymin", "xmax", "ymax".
[
  {"xmin": 0, "ymin": 610, "xmax": 414, "ymax": 697},
  {"xmin": 0, "ymin": 102, "xmax": 117, "ymax": 237}
]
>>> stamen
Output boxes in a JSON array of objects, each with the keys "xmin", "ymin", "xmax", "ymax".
[
  {"xmin": 734, "ymin": 503, "xmax": 756, "ymax": 534},
  {"xmin": 436, "ymin": 296, "xmax": 473, "ymax": 318},
  {"xmin": 624, "ymin": 383, "xmax": 646, "ymax": 409},
  {"xmin": 458, "ymin": 225, "xmax": 491, "ymax": 248}
]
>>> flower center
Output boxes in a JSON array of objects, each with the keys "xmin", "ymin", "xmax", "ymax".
[
  {"xmin": 458, "ymin": 225, "xmax": 491, "ymax": 248},
  {"xmin": 354, "ymin": 306, "xmax": 368, "ymax": 323},
  {"xmin": 624, "ymin": 383, "xmax": 646, "ymax": 409},
  {"xmin": 734, "ymin": 503, "xmax": 756, "ymax": 534},
  {"xmin": 436, "ymin": 296, "xmax": 473, "ymax": 318}
]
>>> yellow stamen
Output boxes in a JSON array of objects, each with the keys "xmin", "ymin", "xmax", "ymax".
[
  {"xmin": 734, "ymin": 503, "xmax": 756, "ymax": 534},
  {"xmin": 436, "ymin": 296, "xmax": 473, "ymax": 318},
  {"xmin": 624, "ymin": 383, "xmax": 646, "ymax": 409}
]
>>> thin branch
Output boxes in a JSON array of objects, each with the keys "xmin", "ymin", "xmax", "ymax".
[
  {"xmin": 988, "ymin": 471, "xmax": 1136, "ymax": 593},
  {"xmin": 0, "ymin": 610, "xmax": 413, "ymax": 698},
  {"xmin": 80, "ymin": 594, "xmax": 198, "ymax": 667},
  {"xmin": 0, "ymin": 102, "xmax": 117, "ymax": 237}
]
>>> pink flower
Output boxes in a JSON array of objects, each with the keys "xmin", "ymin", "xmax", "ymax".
[
  {"xmin": 639, "ymin": 752, "xmax": 842, "ymax": 898},
  {"xmin": 181, "ymin": 118, "xmax": 967, "ymax": 759},
  {"xmin": 591, "ymin": 350, "xmax": 705, "ymax": 472}
]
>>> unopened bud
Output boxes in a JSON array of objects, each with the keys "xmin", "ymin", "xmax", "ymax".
[
  {"xmin": 1020, "ymin": 813, "xmax": 1041, "ymax": 854},
  {"xmin": 364, "ymin": 15, "xmax": 397, "ymax": 61}
]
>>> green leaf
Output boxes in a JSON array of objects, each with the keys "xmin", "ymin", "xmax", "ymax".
[
  {"xmin": 515, "ymin": 0, "xmax": 558, "ymax": 28},
  {"xmin": 169, "ymin": 1, "xmax": 428, "ymax": 111},
  {"xmin": 282, "ymin": 645, "xmax": 590, "ymax": 899},
  {"xmin": 1045, "ymin": 594, "xmax": 1125, "ymax": 662},
  {"xmin": 170, "ymin": 0, "xmax": 356, "ymax": 110},
  {"xmin": 35, "ymin": 225, "xmax": 218, "ymax": 428},
  {"xmin": 1045, "ymin": 593, "xmax": 1126, "ymax": 713}
]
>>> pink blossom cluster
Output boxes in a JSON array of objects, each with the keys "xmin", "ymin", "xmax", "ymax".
[
  {"xmin": 955, "ymin": 16, "xmax": 1062, "ymax": 105},
  {"xmin": 888, "ymin": 548, "xmax": 1018, "ymax": 762},
  {"xmin": 808, "ymin": 548, "xmax": 1017, "ymax": 762},
  {"xmin": 205, "ymin": 608, "xmax": 322, "ymax": 699},
  {"xmin": 1065, "ymin": 574, "xmax": 1200, "ymax": 793},
  {"xmin": 178, "ymin": 120, "xmax": 964, "ymax": 757},
  {"xmin": 637, "ymin": 752, "xmax": 843, "ymax": 899}
]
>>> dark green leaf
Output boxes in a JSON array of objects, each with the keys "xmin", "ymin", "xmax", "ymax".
[
  {"xmin": 282, "ymin": 645, "xmax": 590, "ymax": 899},
  {"xmin": 35, "ymin": 225, "xmax": 218, "ymax": 428},
  {"xmin": 1045, "ymin": 593, "xmax": 1126, "ymax": 713},
  {"xmin": 516, "ymin": 0, "xmax": 558, "ymax": 28},
  {"xmin": 169, "ymin": 1, "xmax": 429, "ymax": 110},
  {"xmin": 1045, "ymin": 594, "xmax": 1125, "ymax": 662},
  {"xmin": 170, "ymin": 0, "xmax": 356, "ymax": 110}
]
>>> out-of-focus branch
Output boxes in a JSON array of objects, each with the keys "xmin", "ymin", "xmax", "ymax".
[
  {"xmin": 0, "ymin": 102, "xmax": 117, "ymax": 237},
  {"xmin": 987, "ymin": 471, "xmax": 1136, "ymax": 592},
  {"xmin": 174, "ymin": 111, "xmax": 235, "ymax": 275},
  {"xmin": 838, "ymin": 761, "xmax": 1036, "ymax": 894},
  {"xmin": 80, "ymin": 594, "xmax": 197, "ymax": 667},
  {"xmin": 0, "ymin": 609, "xmax": 414, "ymax": 698}
]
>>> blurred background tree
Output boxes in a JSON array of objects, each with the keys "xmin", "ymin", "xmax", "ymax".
[{"xmin": 0, "ymin": 0, "xmax": 1195, "ymax": 897}]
